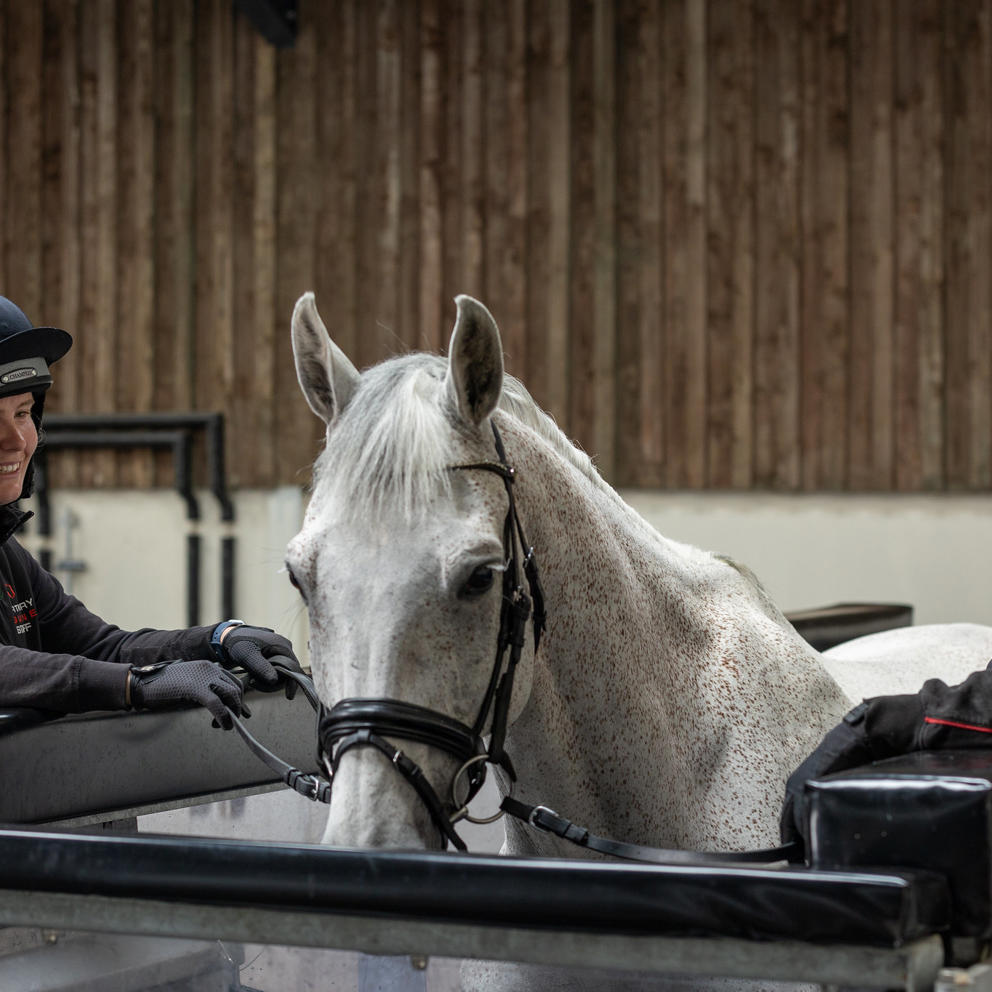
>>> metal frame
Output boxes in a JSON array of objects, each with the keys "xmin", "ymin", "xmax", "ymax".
[
  {"xmin": 34, "ymin": 412, "xmax": 236, "ymax": 626},
  {"xmin": 0, "ymin": 889, "xmax": 947, "ymax": 991}
]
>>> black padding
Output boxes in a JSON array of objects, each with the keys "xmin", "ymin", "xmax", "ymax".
[
  {"xmin": 806, "ymin": 749, "xmax": 992, "ymax": 938},
  {"xmin": 0, "ymin": 691, "xmax": 319, "ymax": 823},
  {"xmin": 786, "ymin": 602, "xmax": 913, "ymax": 651},
  {"xmin": 0, "ymin": 829, "xmax": 949, "ymax": 947}
]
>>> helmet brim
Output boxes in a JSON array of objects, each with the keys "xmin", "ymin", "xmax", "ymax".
[{"xmin": 0, "ymin": 326, "xmax": 72, "ymax": 366}]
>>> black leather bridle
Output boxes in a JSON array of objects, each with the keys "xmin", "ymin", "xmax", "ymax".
[{"xmin": 315, "ymin": 421, "xmax": 546, "ymax": 850}]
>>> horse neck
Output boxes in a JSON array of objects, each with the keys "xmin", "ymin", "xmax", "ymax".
[{"xmin": 502, "ymin": 424, "xmax": 851, "ymax": 852}]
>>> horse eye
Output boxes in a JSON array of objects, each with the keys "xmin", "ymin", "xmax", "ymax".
[
  {"xmin": 461, "ymin": 565, "xmax": 495, "ymax": 598},
  {"xmin": 287, "ymin": 567, "xmax": 308, "ymax": 604}
]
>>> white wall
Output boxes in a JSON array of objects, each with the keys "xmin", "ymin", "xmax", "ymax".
[
  {"xmin": 19, "ymin": 486, "xmax": 309, "ymax": 655},
  {"xmin": 20, "ymin": 487, "xmax": 992, "ymax": 641},
  {"xmin": 620, "ymin": 490, "xmax": 992, "ymax": 627}
]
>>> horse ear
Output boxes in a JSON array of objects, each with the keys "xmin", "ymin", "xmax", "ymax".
[
  {"xmin": 444, "ymin": 295, "xmax": 504, "ymax": 427},
  {"xmin": 292, "ymin": 292, "xmax": 360, "ymax": 426}
]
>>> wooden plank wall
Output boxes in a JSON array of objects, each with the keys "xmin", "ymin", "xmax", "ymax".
[{"xmin": 0, "ymin": 0, "xmax": 990, "ymax": 492}]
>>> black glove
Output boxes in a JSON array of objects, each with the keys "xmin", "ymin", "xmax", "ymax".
[
  {"xmin": 212, "ymin": 621, "xmax": 304, "ymax": 697},
  {"xmin": 780, "ymin": 703, "xmax": 876, "ymax": 846},
  {"xmin": 128, "ymin": 660, "xmax": 246, "ymax": 730}
]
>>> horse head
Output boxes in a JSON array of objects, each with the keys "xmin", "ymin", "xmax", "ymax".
[{"xmin": 288, "ymin": 292, "xmax": 538, "ymax": 850}]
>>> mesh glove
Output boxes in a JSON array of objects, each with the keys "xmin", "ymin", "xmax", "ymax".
[
  {"xmin": 212, "ymin": 621, "xmax": 304, "ymax": 697},
  {"xmin": 128, "ymin": 660, "xmax": 246, "ymax": 730}
]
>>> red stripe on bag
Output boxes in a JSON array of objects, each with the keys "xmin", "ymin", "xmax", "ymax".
[{"xmin": 924, "ymin": 716, "xmax": 992, "ymax": 734}]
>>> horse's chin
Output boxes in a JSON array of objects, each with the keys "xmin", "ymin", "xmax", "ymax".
[
  {"xmin": 319, "ymin": 751, "xmax": 453, "ymax": 852},
  {"xmin": 320, "ymin": 816, "xmax": 446, "ymax": 852}
]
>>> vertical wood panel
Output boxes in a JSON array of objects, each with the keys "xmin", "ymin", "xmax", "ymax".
[
  {"xmin": 753, "ymin": 0, "xmax": 800, "ymax": 489},
  {"xmin": 4, "ymin": 0, "xmax": 43, "ymax": 321},
  {"xmin": 524, "ymin": 0, "xmax": 551, "ymax": 410},
  {"xmin": 591, "ymin": 0, "xmax": 617, "ymax": 480},
  {"xmin": 498, "ymin": 0, "xmax": 528, "ymax": 379},
  {"xmin": 525, "ymin": 0, "xmax": 573, "ymax": 421},
  {"xmin": 314, "ymin": 0, "xmax": 359, "ymax": 366},
  {"xmin": 153, "ymin": 0, "xmax": 195, "ymax": 487},
  {"xmin": 482, "ymin": 0, "xmax": 509, "ymax": 358},
  {"xmin": 460, "ymin": 0, "xmax": 484, "ymax": 304},
  {"xmin": 944, "ymin": 0, "xmax": 992, "ymax": 489},
  {"xmin": 663, "ymin": 0, "xmax": 708, "ymax": 489},
  {"xmin": 568, "ymin": 1, "xmax": 597, "ymax": 459},
  {"xmin": 77, "ymin": 0, "xmax": 118, "ymax": 487},
  {"xmin": 706, "ymin": 0, "xmax": 754, "ymax": 488},
  {"xmin": 439, "ymin": 0, "xmax": 464, "ymax": 348},
  {"xmin": 616, "ymin": 0, "xmax": 661, "ymax": 486},
  {"xmin": 117, "ymin": 0, "xmax": 156, "ymax": 486},
  {"xmin": 372, "ymin": 0, "xmax": 403, "ymax": 359},
  {"xmin": 893, "ymin": 0, "xmax": 945, "ymax": 491},
  {"xmin": 274, "ymin": 5, "xmax": 317, "ymax": 483},
  {"xmin": 398, "ymin": 0, "xmax": 422, "ymax": 352},
  {"xmin": 800, "ymin": 0, "xmax": 849, "ymax": 490},
  {"xmin": 231, "ymin": 18, "xmax": 277, "ymax": 484},
  {"xmin": 194, "ymin": 0, "xmax": 235, "ymax": 486},
  {"xmin": 418, "ymin": 0, "xmax": 444, "ymax": 351},
  {"xmin": 0, "ymin": 3, "xmax": 6, "ymax": 291},
  {"xmin": 40, "ymin": 0, "xmax": 81, "ymax": 486},
  {"xmin": 849, "ymin": 0, "xmax": 895, "ymax": 491},
  {"xmin": 2, "ymin": 0, "xmax": 991, "ymax": 494}
]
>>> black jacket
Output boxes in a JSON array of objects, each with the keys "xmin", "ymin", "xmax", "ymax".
[{"xmin": 0, "ymin": 504, "xmax": 216, "ymax": 713}]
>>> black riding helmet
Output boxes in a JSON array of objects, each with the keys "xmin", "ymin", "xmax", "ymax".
[{"xmin": 0, "ymin": 296, "xmax": 73, "ymax": 499}]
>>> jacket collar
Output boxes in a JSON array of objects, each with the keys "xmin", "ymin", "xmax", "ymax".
[{"xmin": 0, "ymin": 503, "xmax": 31, "ymax": 545}]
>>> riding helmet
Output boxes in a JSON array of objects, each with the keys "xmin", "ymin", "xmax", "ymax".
[
  {"xmin": 0, "ymin": 296, "xmax": 72, "ymax": 402},
  {"xmin": 0, "ymin": 296, "xmax": 73, "ymax": 500}
]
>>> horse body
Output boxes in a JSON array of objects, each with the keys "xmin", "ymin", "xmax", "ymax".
[
  {"xmin": 287, "ymin": 291, "xmax": 992, "ymax": 984},
  {"xmin": 466, "ymin": 413, "xmax": 855, "ymax": 857}
]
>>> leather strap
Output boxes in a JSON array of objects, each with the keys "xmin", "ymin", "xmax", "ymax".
[
  {"xmin": 501, "ymin": 797, "xmax": 800, "ymax": 866},
  {"xmin": 222, "ymin": 661, "xmax": 332, "ymax": 803},
  {"xmin": 227, "ymin": 708, "xmax": 331, "ymax": 803}
]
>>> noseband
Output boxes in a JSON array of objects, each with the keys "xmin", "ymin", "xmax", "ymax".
[{"xmin": 316, "ymin": 422, "xmax": 546, "ymax": 850}]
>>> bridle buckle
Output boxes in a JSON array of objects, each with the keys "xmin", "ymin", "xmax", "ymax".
[{"xmin": 527, "ymin": 804, "xmax": 559, "ymax": 831}]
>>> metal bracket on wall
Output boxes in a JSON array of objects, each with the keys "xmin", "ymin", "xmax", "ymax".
[
  {"xmin": 55, "ymin": 507, "xmax": 86, "ymax": 596},
  {"xmin": 32, "ymin": 413, "xmax": 235, "ymax": 629}
]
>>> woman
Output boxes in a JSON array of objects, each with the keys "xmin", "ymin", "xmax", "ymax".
[{"xmin": 0, "ymin": 295, "xmax": 302, "ymax": 727}]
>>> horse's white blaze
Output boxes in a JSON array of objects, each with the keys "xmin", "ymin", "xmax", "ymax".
[{"xmin": 289, "ymin": 290, "xmax": 992, "ymax": 865}]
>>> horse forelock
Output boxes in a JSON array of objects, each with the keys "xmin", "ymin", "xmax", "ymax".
[
  {"xmin": 310, "ymin": 351, "xmax": 609, "ymax": 523},
  {"xmin": 313, "ymin": 353, "xmax": 456, "ymax": 521}
]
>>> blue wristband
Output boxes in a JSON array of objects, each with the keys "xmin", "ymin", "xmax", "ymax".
[{"xmin": 211, "ymin": 619, "xmax": 245, "ymax": 663}]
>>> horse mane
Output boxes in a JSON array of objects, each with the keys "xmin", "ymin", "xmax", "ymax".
[{"xmin": 314, "ymin": 352, "xmax": 612, "ymax": 521}]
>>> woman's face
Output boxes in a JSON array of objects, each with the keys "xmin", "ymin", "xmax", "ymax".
[{"xmin": 0, "ymin": 392, "xmax": 38, "ymax": 505}]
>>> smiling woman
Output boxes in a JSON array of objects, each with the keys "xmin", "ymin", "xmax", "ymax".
[
  {"xmin": 0, "ymin": 393, "xmax": 37, "ymax": 506},
  {"xmin": 0, "ymin": 295, "xmax": 304, "ymax": 726},
  {"xmin": 0, "ymin": 296, "xmax": 72, "ymax": 504}
]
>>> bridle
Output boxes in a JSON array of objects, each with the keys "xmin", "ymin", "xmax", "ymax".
[{"xmin": 315, "ymin": 421, "xmax": 546, "ymax": 850}]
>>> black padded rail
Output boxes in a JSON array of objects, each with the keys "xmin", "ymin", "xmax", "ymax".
[
  {"xmin": 806, "ymin": 749, "xmax": 992, "ymax": 939},
  {"xmin": 0, "ymin": 690, "xmax": 320, "ymax": 823},
  {"xmin": 0, "ymin": 829, "xmax": 949, "ymax": 947},
  {"xmin": 785, "ymin": 602, "xmax": 914, "ymax": 652}
]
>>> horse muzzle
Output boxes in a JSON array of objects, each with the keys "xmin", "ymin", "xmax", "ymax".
[{"xmin": 318, "ymin": 697, "xmax": 490, "ymax": 850}]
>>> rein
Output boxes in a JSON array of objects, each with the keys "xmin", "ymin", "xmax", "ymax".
[{"xmin": 231, "ymin": 421, "xmax": 798, "ymax": 865}]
